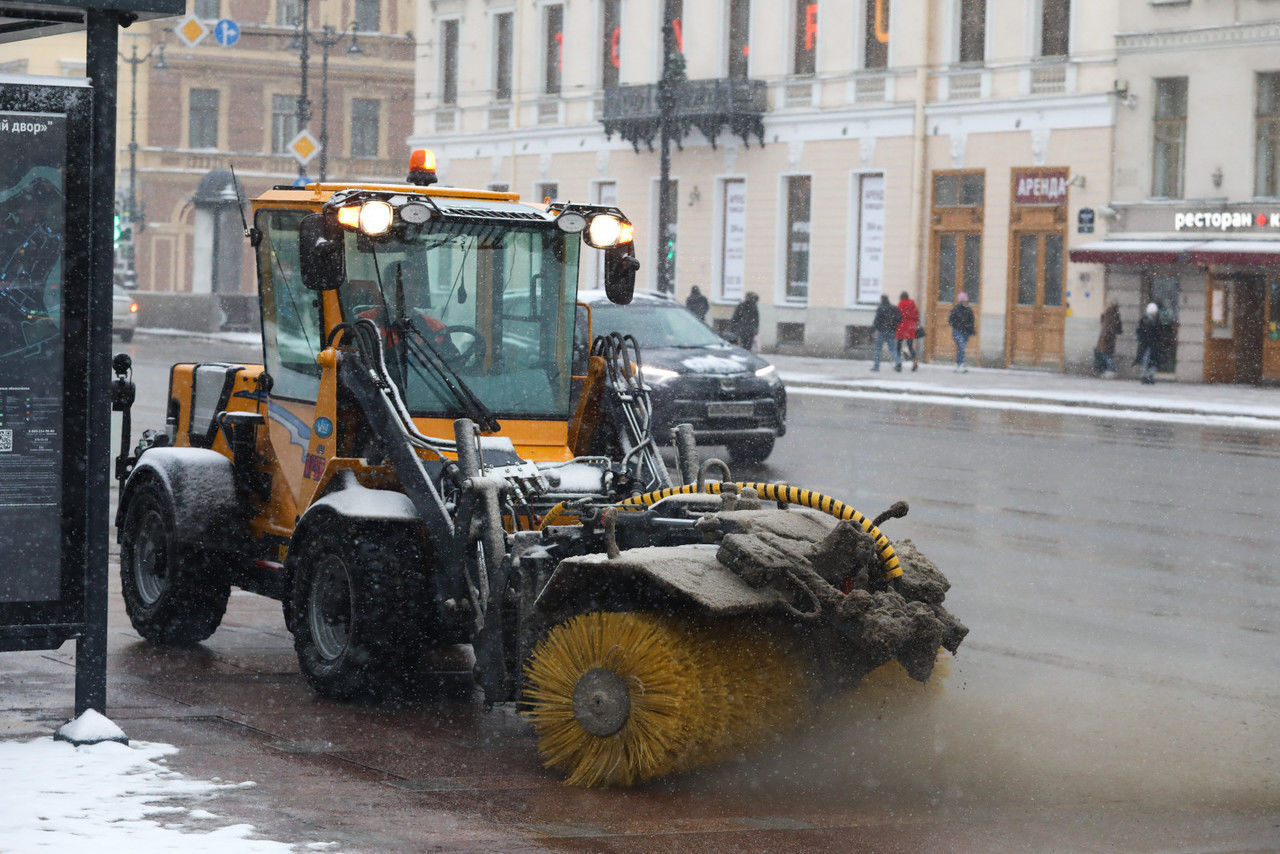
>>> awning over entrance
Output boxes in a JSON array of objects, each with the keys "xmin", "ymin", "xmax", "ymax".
[
  {"xmin": 1070, "ymin": 239, "xmax": 1280, "ymax": 267},
  {"xmin": 1068, "ymin": 240, "xmax": 1201, "ymax": 265}
]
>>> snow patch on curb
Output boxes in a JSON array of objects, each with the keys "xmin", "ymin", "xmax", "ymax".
[{"xmin": 0, "ymin": 736, "xmax": 325, "ymax": 852}]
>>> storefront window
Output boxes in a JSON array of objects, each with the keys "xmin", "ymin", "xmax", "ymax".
[
  {"xmin": 1269, "ymin": 280, "xmax": 1280, "ymax": 341},
  {"xmin": 934, "ymin": 172, "xmax": 983, "ymax": 206}
]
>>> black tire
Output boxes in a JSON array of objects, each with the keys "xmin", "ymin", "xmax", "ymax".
[
  {"xmin": 726, "ymin": 436, "xmax": 775, "ymax": 465},
  {"xmin": 118, "ymin": 329, "xmax": 134, "ymax": 343},
  {"xmin": 289, "ymin": 522, "xmax": 432, "ymax": 701},
  {"xmin": 119, "ymin": 478, "xmax": 230, "ymax": 645}
]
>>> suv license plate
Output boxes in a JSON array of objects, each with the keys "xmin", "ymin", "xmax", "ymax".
[{"xmin": 707, "ymin": 401, "xmax": 755, "ymax": 418}]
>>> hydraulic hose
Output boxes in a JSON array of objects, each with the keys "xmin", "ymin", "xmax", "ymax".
[{"xmin": 616, "ymin": 482, "xmax": 903, "ymax": 581}]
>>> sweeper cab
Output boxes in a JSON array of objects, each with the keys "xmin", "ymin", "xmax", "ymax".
[{"xmin": 110, "ymin": 152, "xmax": 967, "ymax": 787}]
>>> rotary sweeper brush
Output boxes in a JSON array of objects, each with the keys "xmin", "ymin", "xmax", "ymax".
[{"xmin": 108, "ymin": 153, "xmax": 967, "ymax": 788}]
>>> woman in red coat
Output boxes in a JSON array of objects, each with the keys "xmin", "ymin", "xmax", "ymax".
[{"xmin": 895, "ymin": 291, "xmax": 920, "ymax": 372}]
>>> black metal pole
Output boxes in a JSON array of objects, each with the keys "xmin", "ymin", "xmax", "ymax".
[
  {"xmin": 655, "ymin": 0, "xmax": 678, "ymax": 295},
  {"xmin": 295, "ymin": 0, "xmax": 311, "ymax": 178},
  {"xmin": 78, "ymin": 8, "xmax": 122, "ymax": 717},
  {"xmin": 119, "ymin": 41, "xmax": 155, "ymax": 288},
  {"xmin": 317, "ymin": 26, "xmax": 334, "ymax": 181}
]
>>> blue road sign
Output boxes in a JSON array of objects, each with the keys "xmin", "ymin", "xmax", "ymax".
[
  {"xmin": 213, "ymin": 18, "xmax": 240, "ymax": 47},
  {"xmin": 292, "ymin": 175, "xmax": 311, "ymax": 187}
]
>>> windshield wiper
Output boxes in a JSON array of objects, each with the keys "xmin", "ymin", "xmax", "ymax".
[{"xmin": 399, "ymin": 317, "xmax": 501, "ymax": 433}]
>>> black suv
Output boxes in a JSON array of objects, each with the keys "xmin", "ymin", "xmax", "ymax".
[{"xmin": 579, "ymin": 290, "xmax": 785, "ymax": 464}]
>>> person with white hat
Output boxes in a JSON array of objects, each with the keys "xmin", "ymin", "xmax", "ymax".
[{"xmin": 1135, "ymin": 302, "xmax": 1160, "ymax": 384}]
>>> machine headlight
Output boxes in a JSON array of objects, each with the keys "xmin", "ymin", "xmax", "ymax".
[
  {"xmin": 358, "ymin": 200, "xmax": 394, "ymax": 236},
  {"xmin": 755, "ymin": 364, "xmax": 777, "ymax": 378},
  {"xmin": 640, "ymin": 365, "xmax": 679, "ymax": 384},
  {"xmin": 585, "ymin": 214, "xmax": 634, "ymax": 248}
]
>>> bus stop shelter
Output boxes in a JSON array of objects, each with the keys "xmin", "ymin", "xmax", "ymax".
[{"xmin": 0, "ymin": 0, "xmax": 182, "ymax": 717}]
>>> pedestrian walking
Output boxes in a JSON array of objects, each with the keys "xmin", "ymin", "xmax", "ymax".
[
  {"xmin": 685, "ymin": 285, "xmax": 709, "ymax": 323},
  {"xmin": 895, "ymin": 291, "xmax": 919, "ymax": 372},
  {"xmin": 1094, "ymin": 300, "xmax": 1122, "ymax": 378},
  {"xmin": 870, "ymin": 294, "xmax": 900, "ymax": 371},
  {"xmin": 729, "ymin": 291, "xmax": 760, "ymax": 350},
  {"xmin": 1135, "ymin": 301, "xmax": 1160, "ymax": 384},
  {"xmin": 947, "ymin": 292, "xmax": 975, "ymax": 372}
]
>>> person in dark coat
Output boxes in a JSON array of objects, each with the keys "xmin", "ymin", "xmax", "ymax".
[
  {"xmin": 895, "ymin": 291, "xmax": 920, "ymax": 372},
  {"xmin": 729, "ymin": 291, "xmax": 760, "ymax": 349},
  {"xmin": 870, "ymin": 294, "xmax": 900, "ymax": 371},
  {"xmin": 1095, "ymin": 300, "xmax": 1122, "ymax": 377},
  {"xmin": 685, "ymin": 285, "xmax": 709, "ymax": 322},
  {"xmin": 1135, "ymin": 301, "xmax": 1159, "ymax": 384},
  {"xmin": 947, "ymin": 292, "xmax": 976, "ymax": 372}
]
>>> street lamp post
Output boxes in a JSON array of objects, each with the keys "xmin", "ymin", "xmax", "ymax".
[
  {"xmin": 291, "ymin": 8, "xmax": 362, "ymax": 182},
  {"xmin": 655, "ymin": 0, "xmax": 681, "ymax": 295},
  {"xmin": 118, "ymin": 39, "xmax": 166, "ymax": 288}
]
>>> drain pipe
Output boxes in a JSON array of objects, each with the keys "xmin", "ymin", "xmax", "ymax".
[{"xmin": 907, "ymin": 15, "xmax": 933, "ymax": 317}]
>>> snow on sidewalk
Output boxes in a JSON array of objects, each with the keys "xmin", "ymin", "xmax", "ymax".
[{"xmin": 0, "ymin": 732, "xmax": 337, "ymax": 853}]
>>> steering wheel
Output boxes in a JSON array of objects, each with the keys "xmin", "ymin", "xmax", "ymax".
[{"xmin": 437, "ymin": 324, "xmax": 486, "ymax": 370}]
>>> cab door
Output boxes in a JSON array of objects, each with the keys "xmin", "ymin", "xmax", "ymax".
[{"xmin": 1007, "ymin": 230, "xmax": 1066, "ymax": 367}]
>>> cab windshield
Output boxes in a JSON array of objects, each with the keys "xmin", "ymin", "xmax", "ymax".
[{"xmin": 340, "ymin": 220, "xmax": 581, "ymax": 419}]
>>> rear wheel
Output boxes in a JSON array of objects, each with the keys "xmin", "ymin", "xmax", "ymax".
[
  {"xmin": 726, "ymin": 435, "xmax": 775, "ymax": 465},
  {"xmin": 119, "ymin": 479, "xmax": 230, "ymax": 645},
  {"xmin": 289, "ymin": 523, "xmax": 431, "ymax": 700}
]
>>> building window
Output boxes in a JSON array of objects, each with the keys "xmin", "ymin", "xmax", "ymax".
[
  {"xmin": 793, "ymin": 0, "xmax": 816, "ymax": 76},
  {"xmin": 350, "ymin": 98, "xmax": 379, "ymax": 158},
  {"xmin": 959, "ymin": 0, "xmax": 985, "ymax": 64},
  {"xmin": 864, "ymin": 0, "xmax": 889, "ymax": 69},
  {"xmin": 728, "ymin": 0, "xmax": 750, "ymax": 78},
  {"xmin": 194, "ymin": 0, "xmax": 219, "ymax": 19},
  {"xmin": 1039, "ymin": 0, "xmax": 1069, "ymax": 58},
  {"xmin": 1256, "ymin": 73, "xmax": 1280, "ymax": 197},
  {"xmin": 601, "ymin": 1, "xmax": 621, "ymax": 90},
  {"xmin": 271, "ymin": 94, "xmax": 299, "ymax": 154},
  {"xmin": 1152, "ymin": 77, "xmax": 1187, "ymax": 199},
  {"xmin": 934, "ymin": 172, "xmax": 984, "ymax": 206},
  {"xmin": 276, "ymin": 0, "xmax": 301, "ymax": 27},
  {"xmin": 188, "ymin": 88, "xmax": 219, "ymax": 149},
  {"xmin": 544, "ymin": 4, "xmax": 564, "ymax": 95},
  {"xmin": 440, "ymin": 19, "xmax": 459, "ymax": 105},
  {"xmin": 535, "ymin": 182, "xmax": 559, "ymax": 203},
  {"xmin": 493, "ymin": 13, "xmax": 514, "ymax": 100},
  {"xmin": 354, "ymin": 0, "xmax": 379, "ymax": 32},
  {"xmin": 784, "ymin": 175, "xmax": 811, "ymax": 302}
]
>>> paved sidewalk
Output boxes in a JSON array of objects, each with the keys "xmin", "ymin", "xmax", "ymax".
[{"xmin": 771, "ymin": 352, "xmax": 1280, "ymax": 424}]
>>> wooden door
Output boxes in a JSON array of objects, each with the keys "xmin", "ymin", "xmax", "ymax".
[
  {"xmin": 927, "ymin": 230, "xmax": 981, "ymax": 361},
  {"xmin": 1006, "ymin": 230, "xmax": 1066, "ymax": 367},
  {"xmin": 1264, "ymin": 277, "xmax": 1280, "ymax": 381}
]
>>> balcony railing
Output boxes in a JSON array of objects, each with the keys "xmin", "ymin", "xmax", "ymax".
[{"xmin": 601, "ymin": 77, "xmax": 768, "ymax": 151}]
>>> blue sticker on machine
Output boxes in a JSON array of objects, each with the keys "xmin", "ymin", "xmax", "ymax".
[{"xmin": 314, "ymin": 417, "xmax": 333, "ymax": 438}]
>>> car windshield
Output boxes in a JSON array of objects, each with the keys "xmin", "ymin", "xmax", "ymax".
[
  {"xmin": 339, "ymin": 220, "xmax": 581, "ymax": 419},
  {"xmin": 590, "ymin": 302, "xmax": 724, "ymax": 349}
]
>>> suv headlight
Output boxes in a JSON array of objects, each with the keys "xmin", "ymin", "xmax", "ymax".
[
  {"xmin": 755, "ymin": 364, "xmax": 777, "ymax": 379},
  {"xmin": 641, "ymin": 365, "xmax": 679, "ymax": 384}
]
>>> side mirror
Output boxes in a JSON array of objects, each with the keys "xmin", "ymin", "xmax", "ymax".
[
  {"xmin": 603, "ymin": 244, "xmax": 639, "ymax": 305},
  {"xmin": 299, "ymin": 213, "xmax": 345, "ymax": 292}
]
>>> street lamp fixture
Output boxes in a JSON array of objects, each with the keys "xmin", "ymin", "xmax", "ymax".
[{"xmin": 118, "ymin": 38, "xmax": 166, "ymax": 289}]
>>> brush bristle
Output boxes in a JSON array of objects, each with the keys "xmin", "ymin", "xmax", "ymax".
[{"xmin": 522, "ymin": 612, "xmax": 810, "ymax": 787}]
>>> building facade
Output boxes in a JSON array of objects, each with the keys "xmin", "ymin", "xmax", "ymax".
[
  {"xmin": 0, "ymin": 0, "xmax": 415, "ymax": 330},
  {"xmin": 411, "ymin": 0, "xmax": 1121, "ymax": 370},
  {"xmin": 1070, "ymin": 2, "xmax": 1280, "ymax": 383}
]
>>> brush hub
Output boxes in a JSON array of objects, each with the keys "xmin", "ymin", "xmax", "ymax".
[{"xmin": 572, "ymin": 667, "xmax": 631, "ymax": 736}]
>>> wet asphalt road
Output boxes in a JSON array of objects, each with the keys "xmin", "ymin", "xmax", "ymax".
[{"xmin": 88, "ymin": 335, "xmax": 1280, "ymax": 851}]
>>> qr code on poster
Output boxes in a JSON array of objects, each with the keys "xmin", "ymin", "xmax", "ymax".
[{"xmin": 0, "ymin": 429, "xmax": 12, "ymax": 452}]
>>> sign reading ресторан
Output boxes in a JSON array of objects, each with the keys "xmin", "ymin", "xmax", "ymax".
[{"xmin": 1174, "ymin": 210, "xmax": 1280, "ymax": 231}]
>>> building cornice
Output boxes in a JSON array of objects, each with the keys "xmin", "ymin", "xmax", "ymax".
[{"xmin": 1116, "ymin": 20, "xmax": 1280, "ymax": 54}]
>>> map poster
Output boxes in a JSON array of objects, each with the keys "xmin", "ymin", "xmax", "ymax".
[{"xmin": 0, "ymin": 109, "xmax": 66, "ymax": 604}]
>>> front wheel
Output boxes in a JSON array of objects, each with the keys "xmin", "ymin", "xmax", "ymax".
[
  {"xmin": 289, "ymin": 523, "xmax": 431, "ymax": 700},
  {"xmin": 119, "ymin": 479, "xmax": 230, "ymax": 645},
  {"xmin": 726, "ymin": 435, "xmax": 775, "ymax": 465}
]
